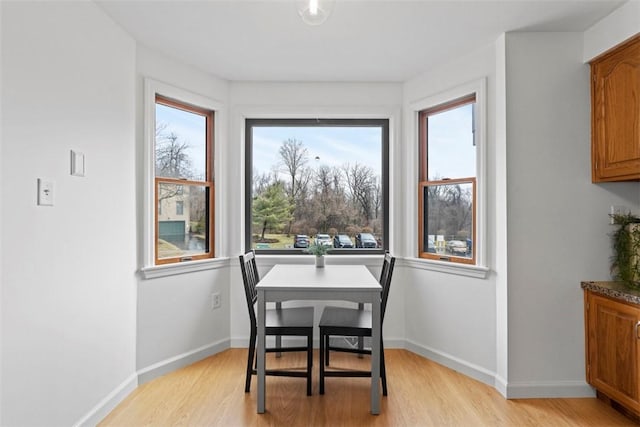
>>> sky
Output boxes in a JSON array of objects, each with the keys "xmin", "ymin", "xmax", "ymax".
[
  {"xmin": 428, "ymin": 103, "xmax": 475, "ymax": 180},
  {"xmin": 156, "ymin": 103, "xmax": 207, "ymax": 179},
  {"xmin": 252, "ymin": 126, "xmax": 383, "ymax": 181}
]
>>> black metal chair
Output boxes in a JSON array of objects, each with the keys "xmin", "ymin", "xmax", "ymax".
[
  {"xmin": 318, "ymin": 252, "xmax": 395, "ymax": 395},
  {"xmin": 239, "ymin": 250, "xmax": 314, "ymax": 396}
]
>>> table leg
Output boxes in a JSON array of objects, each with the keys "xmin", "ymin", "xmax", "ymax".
[
  {"xmin": 257, "ymin": 289, "xmax": 266, "ymax": 413},
  {"xmin": 275, "ymin": 301, "xmax": 282, "ymax": 357},
  {"xmin": 370, "ymin": 293, "xmax": 381, "ymax": 415}
]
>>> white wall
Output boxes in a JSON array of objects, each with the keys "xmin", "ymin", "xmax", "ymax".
[
  {"xmin": 1, "ymin": 2, "xmax": 137, "ymax": 425},
  {"xmin": 134, "ymin": 47, "xmax": 232, "ymax": 380},
  {"xmin": 504, "ymin": 32, "xmax": 640, "ymax": 398}
]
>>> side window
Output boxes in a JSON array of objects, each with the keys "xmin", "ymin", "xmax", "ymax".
[
  {"xmin": 245, "ymin": 118, "xmax": 389, "ymax": 254},
  {"xmin": 154, "ymin": 95, "xmax": 214, "ymax": 264},
  {"xmin": 419, "ymin": 95, "xmax": 477, "ymax": 264}
]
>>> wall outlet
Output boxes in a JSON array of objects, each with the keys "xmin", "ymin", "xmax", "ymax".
[
  {"xmin": 211, "ymin": 292, "xmax": 221, "ymax": 309},
  {"xmin": 37, "ymin": 178, "xmax": 54, "ymax": 206}
]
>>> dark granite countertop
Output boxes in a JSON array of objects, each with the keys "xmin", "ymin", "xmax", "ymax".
[{"xmin": 581, "ymin": 281, "xmax": 640, "ymax": 306}]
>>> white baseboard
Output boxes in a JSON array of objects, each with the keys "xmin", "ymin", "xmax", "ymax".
[
  {"xmin": 79, "ymin": 339, "xmax": 231, "ymax": 426},
  {"xmin": 73, "ymin": 373, "xmax": 138, "ymax": 427},
  {"xmin": 405, "ymin": 339, "xmax": 496, "ymax": 388},
  {"xmin": 137, "ymin": 338, "xmax": 231, "ymax": 384},
  {"xmin": 505, "ymin": 380, "xmax": 595, "ymax": 398},
  {"xmin": 406, "ymin": 339, "xmax": 595, "ymax": 399},
  {"xmin": 494, "ymin": 374, "xmax": 508, "ymax": 397}
]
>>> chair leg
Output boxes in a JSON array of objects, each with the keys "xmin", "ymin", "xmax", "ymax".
[
  {"xmin": 319, "ymin": 328, "xmax": 325, "ymax": 395},
  {"xmin": 357, "ymin": 303, "xmax": 365, "ymax": 359},
  {"xmin": 381, "ymin": 340, "xmax": 387, "ymax": 396},
  {"xmin": 307, "ymin": 331, "xmax": 313, "ymax": 396},
  {"xmin": 245, "ymin": 330, "xmax": 257, "ymax": 393},
  {"xmin": 325, "ymin": 334, "xmax": 330, "ymax": 366}
]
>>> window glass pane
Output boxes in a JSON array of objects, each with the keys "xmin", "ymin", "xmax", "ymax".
[
  {"xmin": 157, "ymin": 182, "xmax": 209, "ymax": 260},
  {"xmin": 427, "ymin": 103, "xmax": 475, "ymax": 180},
  {"xmin": 155, "ymin": 103, "xmax": 207, "ymax": 180},
  {"xmin": 250, "ymin": 124, "xmax": 384, "ymax": 251},
  {"xmin": 423, "ymin": 181, "xmax": 473, "ymax": 259}
]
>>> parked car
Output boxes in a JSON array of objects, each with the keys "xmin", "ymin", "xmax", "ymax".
[
  {"xmin": 355, "ymin": 232, "xmax": 377, "ymax": 248},
  {"xmin": 293, "ymin": 234, "xmax": 310, "ymax": 248},
  {"xmin": 315, "ymin": 233, "xmax": 332, "ymax": 247},
  {"xmin": 446, "ymin": 239, "xmax": 467, "ymax": 255},
  {"xmin": 333, "ymin": 234, "xmax": 354, "ymax": 248}
]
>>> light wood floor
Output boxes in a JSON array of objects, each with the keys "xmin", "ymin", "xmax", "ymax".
[{"xmin": 100, "ymin": 349, "xmax": 637, "ymax": 426}]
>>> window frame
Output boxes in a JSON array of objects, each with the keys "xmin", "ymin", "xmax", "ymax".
[
  {"xmin": 244, "ymin": 118, "xmax": 390, "ymax": 255},
  {"xmin": 154, "ymin": 95, "xmax": 214, "ymax": 265},
  {"xmin": 414, "ymin": 79, "xmax": 486, "ymax": 268},
  {"xmin": 142, "ymin": 78, "xmax": 221, "ymax": 273}
]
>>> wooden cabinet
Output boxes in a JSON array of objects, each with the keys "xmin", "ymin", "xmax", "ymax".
[
  {"xmin": 584, "ymin": 289, "xmax": 640, "ymax": 417},
  {"xmin": 591, "ymin": 34, "xmax": 640, "ymax": 182}
]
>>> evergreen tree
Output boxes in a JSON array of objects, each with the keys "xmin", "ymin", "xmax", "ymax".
[{"xmin": 253, "ymin": 182, "xmax": 293, "ymax": 240}]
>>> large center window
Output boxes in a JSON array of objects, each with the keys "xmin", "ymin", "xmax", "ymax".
[{"xmin": 245, "ymin": 118, "xmax": 389, "ymax": 254}]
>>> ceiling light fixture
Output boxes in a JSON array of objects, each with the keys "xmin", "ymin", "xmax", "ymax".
[{"xmin": 297, "ymin": 0, "xmax": 334, "ymax": 26}]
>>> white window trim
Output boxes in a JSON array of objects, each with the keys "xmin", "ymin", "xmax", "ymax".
[
  {"xmin": 409, "ymin": 77, "xmax": 488, "ymax": 277},
  {"xmin": 141, "ymin": 78, "xmax": 224, "ymax": 278}
]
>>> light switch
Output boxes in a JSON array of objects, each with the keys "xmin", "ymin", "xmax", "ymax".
[
  {"xmin": 70, "ymin": 150, "xmax": 85, "ymax": 177},
  {"xmin": 37, "ymin": 179, "xmax": 54, "ymax": 206}
]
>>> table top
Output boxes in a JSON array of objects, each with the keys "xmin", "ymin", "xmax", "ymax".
[{"xmin": 257, "ymin": 264, "xmax": 381, "ymax": 292}]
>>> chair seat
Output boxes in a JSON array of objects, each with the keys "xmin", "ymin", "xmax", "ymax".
[
  {"xmin": 319, "ymin": 306, "xmax": 371, "ymax": 332},
  {"xmin": 266, "ymin": 306, "xmax": 314, "ymax": 329}
]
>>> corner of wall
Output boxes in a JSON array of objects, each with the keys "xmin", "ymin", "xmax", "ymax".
[{"xmin": 583, "ymin": 1, "xmax": 640, "ymax": 61}]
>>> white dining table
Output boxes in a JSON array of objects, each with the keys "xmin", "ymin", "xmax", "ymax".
[{"xmin": 255, "ymin": 264, "xmax": 382, "ymax": 414}]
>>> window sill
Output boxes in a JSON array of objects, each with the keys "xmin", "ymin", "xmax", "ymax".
[
  {"xmin": 140, "ymin": 257, "xmax": 228, "ymax": 279},
  {"xmin": 401, "ymin": 257, "xmax": 490, "ymax": 279}
]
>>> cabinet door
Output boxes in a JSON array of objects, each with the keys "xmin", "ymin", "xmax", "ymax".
[
  {"xmin": 591, "ymin": 35, "xmax": 640, "ymax": 182},
  {"xmin": 587, "ymin": 292, "xmax": 640, "ymax": 413}
]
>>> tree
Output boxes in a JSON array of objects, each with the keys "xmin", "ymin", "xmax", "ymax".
[
  {"xmin": 279, "ymin": 139, "xmax": 311, "ymax": 235},
  {"xmin": 279, "ymin": 139, "xmax": 311, "ymax": 201},
  {"xmin": 253, "ymin": 168, "xmax": 276, "ymax": 196},
  {"xmin": 252, "ymin": 182, "xmax": 293, "ymax": 240},
  {"xmin": 426, "ymin": 182, "xmax": 472, "ymax": 239},
  {"xmin": 156, "ymin": 124, "xmax": 193, "ymax": 202},
  {"xmin": 156, "ymin": 130, "xmax": 192, "ymax": 179},
  {"xmin": 344, "ymin": 163, "xmax": 376, "ymax": 225}
]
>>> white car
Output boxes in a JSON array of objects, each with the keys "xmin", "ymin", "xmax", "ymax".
[
  {"xmin": 315, "ymin": 233, "xmax": 332, "ymax": 246},
  {"xmin": 446, "ymin": 240, "xmax": 467, "ymax": 255}
]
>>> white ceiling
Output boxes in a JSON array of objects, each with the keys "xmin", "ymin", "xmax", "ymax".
[{"xmin": 96, "ymin": 0, "xmax": 624, "ymax": 82}]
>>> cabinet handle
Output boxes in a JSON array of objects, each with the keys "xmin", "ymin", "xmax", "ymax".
[{"xmin": 636, "ymin": 321, "xmax": 640, "ymax": 339}]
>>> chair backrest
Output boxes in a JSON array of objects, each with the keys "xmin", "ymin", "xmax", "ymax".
[
  {"xmin": 379, "ymin": 252, "xmax": 396, "ymax": 323},
  {"xmin": 239, "ymin": 250, "xmax": 260, "ymax": 328}
]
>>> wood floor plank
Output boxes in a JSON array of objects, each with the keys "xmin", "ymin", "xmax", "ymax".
[{"xmin": 99, "ymin": 349, "xmax": 637, "ymax": 426}]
